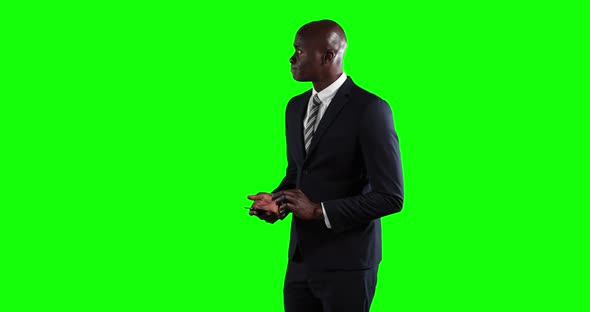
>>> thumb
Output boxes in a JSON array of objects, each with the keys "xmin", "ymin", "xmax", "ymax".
[{"xmin": 247, "ymin": 194, "xmax": 262, "ymax": 200}]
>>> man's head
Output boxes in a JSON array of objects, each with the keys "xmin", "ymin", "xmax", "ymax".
[{"xmin": 289, "ymin": 20, "xmax": 347, "ymax": 83}]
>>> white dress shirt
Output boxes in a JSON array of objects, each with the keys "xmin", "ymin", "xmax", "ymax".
[{"xmin": 302, "ymin": 72, "xmax": 348, "ymax": 229}]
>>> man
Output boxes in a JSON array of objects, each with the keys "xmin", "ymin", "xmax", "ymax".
[{"xmin": 247, "ymin": 20, "xmax": 403, "ymax": 312}]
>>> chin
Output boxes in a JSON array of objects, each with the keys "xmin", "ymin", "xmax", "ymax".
[{"xmin": 292, "ymin": 74, "xmax": 309, "ymax": 82}]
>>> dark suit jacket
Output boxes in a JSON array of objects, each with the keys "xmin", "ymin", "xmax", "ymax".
[{"xmin": 273, "ymin": 77, "xmax": 404, "ymax": 271}]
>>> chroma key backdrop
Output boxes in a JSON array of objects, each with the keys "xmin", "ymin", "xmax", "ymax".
[{"xmin": 2, "ymin": 1, "xmax": 588, "ymax": 311}]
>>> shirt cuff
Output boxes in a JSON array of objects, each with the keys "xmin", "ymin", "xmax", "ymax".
[{"xmin": 321, "ymin": 202, "xmax": 332, "ymax": 229}]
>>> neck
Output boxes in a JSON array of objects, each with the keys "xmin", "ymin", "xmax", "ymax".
[{"xmin": 312, "ymin": 71, "xmax": 343, "ymax": 92}]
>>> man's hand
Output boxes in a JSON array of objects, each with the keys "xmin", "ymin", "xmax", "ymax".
[
  {"xmin": 272, "ymin": 189, "xmax": 323, "ymax": 221},
  {"xmin": 247, "ymin": 192, "xmax": 283, "ymax": 223},
  {"xmin": 247, "ymin": 192, "xmax": 279, "ymax": 213},
  {"xmin": 251, "ymin": 209, "xmax": 280, "ymax": 224}
]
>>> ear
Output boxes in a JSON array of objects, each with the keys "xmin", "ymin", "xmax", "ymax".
[{"xmin": 321, "ymin": 49, "xmax": 336, "ymax": 65}]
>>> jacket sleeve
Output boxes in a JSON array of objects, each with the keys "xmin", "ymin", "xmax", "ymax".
[{"xmin": 323, "ymin": 98, "xmax": 404, "ymax": 233}]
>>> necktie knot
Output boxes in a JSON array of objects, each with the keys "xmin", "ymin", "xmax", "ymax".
[{"xmin": 312, "ymin": 94, "xmax": 322, "ymax": 106}]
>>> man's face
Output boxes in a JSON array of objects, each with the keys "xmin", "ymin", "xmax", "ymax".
[{"xmin": 290, "ymin": 33, "xmax": 323, "ymax": 82}]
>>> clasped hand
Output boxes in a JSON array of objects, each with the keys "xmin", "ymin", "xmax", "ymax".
[{"xmin": 247, "ymin": 189, "xmax": 323, "ymax": 223}]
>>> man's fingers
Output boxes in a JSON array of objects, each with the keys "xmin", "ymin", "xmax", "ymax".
[
  {"xmin": 249, "ymin": 207, "xmax": 281, "ymax": 223},
  {"xmin": 271, "ymin": 189, "xmax": 305, "ymax": 198},
  {"xmin": 271, "ymin": 190, "xmax": 305, "ymax": 215},
  {"xmin": 280, "ymin": 193, "xmax": 299, "ymax": 206},
  {"xmin": 272, "ymin": 190, "xmax": 295, "ymax": 200},
  {"xmin": 250, "ymin": 208, "xmax": 272, "ymax": 215},
  {"xmin": 272, "ymin": 193, "xmax": 285, "ymax": 205},
  {"xmin": 273, "ymin": 190, "xmax": 299, "ymax": 205},
  {"xmin": 252, "ymin": 205, "xmax": 276, "ymax": 212},
  {"xmin": 271, "ymin": 191, "xmax": 282, "ymax": 201},
  {"xmin": 280, "ymin": 202, "xmax": 292, "ymax": 212},
  {"xmin": 259, "ymin": 211, "xmax": 278, "ymax": 223},
  {"xmin": 247, "ymin": 194, "xmax": 263, "ymax": 200}
]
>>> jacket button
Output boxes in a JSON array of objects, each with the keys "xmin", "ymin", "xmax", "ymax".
[{"xmin": 304, "ymin": 170, "xmax": 309, "ymax": 175}]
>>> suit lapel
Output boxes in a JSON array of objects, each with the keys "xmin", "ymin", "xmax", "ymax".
[{"xmin": 305, "ymin": 77, "xmax": 353, "ymax": 160}]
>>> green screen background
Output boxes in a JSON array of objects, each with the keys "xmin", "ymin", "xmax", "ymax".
[{"xmin": 2, "ymin": 1, "xmax": 588, "ymax": 311}]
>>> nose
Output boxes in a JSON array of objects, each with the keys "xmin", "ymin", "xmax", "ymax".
[{"xmin": 290, "ymin": 53, "xmax": 296, "ymax": 64}]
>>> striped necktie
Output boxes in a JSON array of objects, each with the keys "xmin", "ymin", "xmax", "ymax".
[{"xmin": 304, "ymin": 94, "xmax": 322, "ymax": 152}]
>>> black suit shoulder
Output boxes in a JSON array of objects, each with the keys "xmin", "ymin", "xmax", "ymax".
[
  {"xmin": 349, "ymin": 82, "xmax": 388, "ymax": 105},
  {"xmin": 344, "ymin": 82, "xmax": 393, "ymax": 123}
]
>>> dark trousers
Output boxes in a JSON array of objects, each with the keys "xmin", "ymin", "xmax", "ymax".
[{"xmin": 283, "ymin": 254, "xmax": 378, "ymax": 312}]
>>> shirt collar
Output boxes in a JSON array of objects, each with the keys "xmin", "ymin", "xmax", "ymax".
[{"xmin": 312, "ymin": 73, "xmax": 348, "ymax": 103}]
